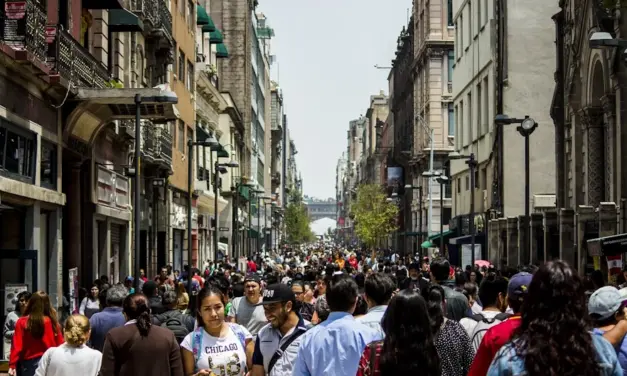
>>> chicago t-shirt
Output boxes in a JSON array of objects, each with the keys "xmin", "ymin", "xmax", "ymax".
[{"xmin": 181, "ymin": 325, "xmax": 252, "ymax": 376}]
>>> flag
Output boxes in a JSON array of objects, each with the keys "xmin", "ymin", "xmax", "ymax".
[{"xmin": 607, "ymin": 255, "xmax": 622, "ymax": 270}]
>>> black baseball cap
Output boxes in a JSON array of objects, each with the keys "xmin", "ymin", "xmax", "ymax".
[
  {"xmin": 244, "ymin": 274, "xmax": 262, "ymax": 285},
  {"xmin": 257, "ymin": 284, "xmax": 295, "ymax": 305}
]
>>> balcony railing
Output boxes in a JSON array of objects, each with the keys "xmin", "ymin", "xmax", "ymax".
[
  {"xmin": 120, "ymin": 120, "xmax": 172, "ymax": 168},
  {"xmin": 96, "ymin": 164, "xmax": 130, "ymax": 209},
  {"xmin": 47, "ymin": 25, "xmax": 110, "ymax": 88},
  {"xmin": 0, "ymin": 0, "xmax": 48, "ymax": 64},
  {"xmin": 131, "ymin": 0, "xmax": 172, "ymax": 43}
]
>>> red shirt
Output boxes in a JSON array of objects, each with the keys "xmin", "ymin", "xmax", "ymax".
[
  {"xmin": 9, "ymin": 316, "xmax": 64, "ymax": 368},
  {"xmin": 357, "ymin": 341, "xmax": 382, "ymax": 376},
  {"xmin": 247, "ymin": 260, "xmax": 257, "ymax": 273},
  {"xmin": 468, "ymin": 316, "xmax": 521, "ymax": 376}
]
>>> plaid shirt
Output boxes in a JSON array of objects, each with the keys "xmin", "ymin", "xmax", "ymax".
[{"xmin": 356, "ymin": 341, "xmax": 382, "ymax": 376}]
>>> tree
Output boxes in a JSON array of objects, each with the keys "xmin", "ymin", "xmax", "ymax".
[
  {"xmin": 352, "ymin": 184, "xmax": 399, "ymax": 248},
  {"xmin": 284, "ymin": 190, "xmax": 315, "ymax": 245}
]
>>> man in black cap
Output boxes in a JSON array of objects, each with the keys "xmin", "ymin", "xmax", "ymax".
[
  {"xmin": 251, "ymin": 284, "xmax": 308, "ymax": 376},
  {"xmin": 227, "ymin": 273, "xmax": 268, "ymax": 336},
  {"xmin": 401, "ymin": 262, "xmax": 430, "ymax": 292}
]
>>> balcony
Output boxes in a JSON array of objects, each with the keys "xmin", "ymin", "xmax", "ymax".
[
  {"xmin": 132, "ymin": 0, "xmax": 172, "ymax": 48},
  {"xmin": 0, "ymin": 0, "xmax": 50, "ymax": 74},
  {"xmin": 96, "ymin": 164, "xmax": 130, "ymax": 209},
  {"xmin": 46, "ymin": 25, "xmax": 110, "ymax": 89},
  {"xmin": 271, "ymin": 172, "xmax": 281, "ymax": 185},
  {"xmin": 121, "ymin": 120, "xmax": 173, "ymax": 169}
]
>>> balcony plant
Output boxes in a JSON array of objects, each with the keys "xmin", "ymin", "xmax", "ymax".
[
  {"xmin": 106, "ymin": 78, "xmax": 124, "ymax": 88},
  {"xmin": 207, "ymin": 64, "xmax": 218, "ymax": 78}
]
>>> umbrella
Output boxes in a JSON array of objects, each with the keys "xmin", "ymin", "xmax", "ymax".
[{"xmin": 474, "ymin": 260, "xmax": 491, "ymax": 268}]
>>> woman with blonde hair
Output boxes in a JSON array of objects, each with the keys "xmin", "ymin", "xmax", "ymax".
[
  {"xmin": 176, "ymin": 282, "xmax": 189, "ymax": 313},
  {"xmin": 33, "ymin": 315, "xmax": 101, "ymax": 376},
  {"xmin": 8, "ymin": 291, "xmax": 64, "ymax": 376}
]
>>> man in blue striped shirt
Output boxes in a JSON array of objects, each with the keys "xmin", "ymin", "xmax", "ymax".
[{"xmin": 292, "ymin": 274, "xmax": 381, "ymax": 376}]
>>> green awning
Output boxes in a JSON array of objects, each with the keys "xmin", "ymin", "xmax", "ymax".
[
  {"xmin": 248, "ymin": 228, "xmax": 260, "ymax": 238},
  {"xmin": 216, "ymin": 144, "xmax": 229, "ymax": 158},
  {"xmin": 428, "ymin": 230, "xmax": 454, "ymax": 241},
  {"xmin": 209, "ymin": 29, "xmax": 224, "ymax": 44},
  {"xmin": 421, "ymin": 240, "xmax": 434, "ymax": 249},
  {"xmin": 216, "ymin": 43, "xmax": 229, "ymax": 58},
  {"xmin": 196, "ymin": 124, "xmax": 210, "ymax": 142},
  {"xmin": 421, "ymin": 230, "xmax": 455, "ymax": 248},
  {"xmin": 202, "ymin": 23, "xmax": 216, "ymax": 33},
  {"xmin": 197, "ymin": 5, "xmax": 211, "ymax": 26},
  {"xmin": 238, "ymin": 185, "xmax": 250, "ymax": 201},
  {"xmin": 108, "ymin": 9, "xmax": 143, "ymax": 32}
]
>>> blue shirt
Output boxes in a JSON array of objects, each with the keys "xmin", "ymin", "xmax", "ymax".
[
  {"xmin": 594, "ymin": 327, "xmax": 627, "ymax": 376},
  {"xmin": 357, "ymin": 305, "xmax": 387, "ymax": 339},
  {"xmin": 88, "ymin": 307, "xmax": 126, "ymax": 351},
  {"xmin": 291, "ymin": 311, "xmax": 381, "ymax": 376}
]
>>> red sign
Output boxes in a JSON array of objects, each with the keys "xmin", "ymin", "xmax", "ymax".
[
  {"xmin": 45, "ymin": 26, "xmax": 56, "ymax": 44},
  {"xmin": 5, "ymin": 2, "xmax": 26, "ymax": 19}
]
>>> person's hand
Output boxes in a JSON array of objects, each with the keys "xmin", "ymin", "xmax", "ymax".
[
  {"xmin": 194, "ymin": 370, "xmax": 213, "ymax": 376},
  {"xmin": 8, "ymin": 368, "xmax": 16, "ymax": 376}
]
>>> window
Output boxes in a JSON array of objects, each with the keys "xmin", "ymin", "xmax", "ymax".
[
  {"xmin": 481, "ymin": 167, "xmax": 488, "ymax": 190},
  {"xmin": 477, "ymin": 0, "xmax": 481, "ymax": 32},
  {"xmin": 178, "ymin": 50, "xmax": 185, "ymax": 80},
  {"xmin": 477, "ymin": 82, "xmax": 482, "ymax": 135},
  {"xmin": 457, "ymin": 178, "xmax": 461, "ymax": 193},
  {"xmin": 459, "ymin": 15, "xmax": 463, "ymax": 54},
  {"xmin": 41, "ymin": 141, "xmax": 56, "ymax": 189},
  {"xmin": 448, "ymin": 50, "xmax": 454, "ymax": 82},
  {"xmin": 467, "ymin": 92, "xmax": 472, "ymax": 141},
  {"xmin": 187, "ymin": 127, "xmax": 193, "ymax": 153},
  {"xmin": 465, "ymin": 175, "xmax": 469, "ymax": 191},
  {"xmin": 483, "ymin": 76, "xmax": 489, "ymax": 134},
  {"xmin": 186, "ymin": 60, "xmax": 194, "ymax": 93},
  {"xmin": 474, "ymin": 169, "xmax": 479, "ymax": 189},
  {"xmin": 448, "ymin": 103, "xmax": 455, "ymax": 136},
  {"xmin": 257, "ymin": 159, "xmax": 264, "ymax": 188},
  {"xmin": 458, "ymin": 100, "xmax": 463, "ymax": 147},
  {"xmin": 0, "ymin": 123, "xmax": 36, "ymax": 183},
  {"xmin": 448, "ymin": 0, "xmax": 454, "ymax": 26},
  {"xmin": 178, "ymin": 0, "xmax": 184, "ymax": 15},
  {"xmin": 187, "ymin": 0, "xmax": 193, "ymax": 29},
  {"xmin": 178, "ymin": 120, "xmax": 184, "ymax": 153},
  {"xmin": 444, "ymin": 180, "xmax": 452, "ymax": 198},
  {"xmin": 484, "ymin": 0, "xmax": 488, "ymax": 26}
]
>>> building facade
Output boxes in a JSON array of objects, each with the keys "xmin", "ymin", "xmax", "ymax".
[{"xmin": 451, "ymin": 0, "xmax": 558, "ymax": 264}]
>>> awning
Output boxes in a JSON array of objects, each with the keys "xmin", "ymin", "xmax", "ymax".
[
  {"xmin": 215, "ymin": 144, "xmax": 229, "ymax": 158},
  {"xmin": 209, "ymin": 29, "xmax": 224, "ymax": 44},
  {"xmin": 238, "ymin": 185, "xmax": 251, "ymax": 201},
  {"xmin": 421, "ymin": 230, "xmax": 454, "ymax": 248},
  {"xmin": 196, "ymin": 124, "xmax": 211, "ymax": 142},
  {"xmin": 421, "ymin": 240, "xmax": 434, "ymax": 248},
  {"xmin": 449, "ymin": 234, "xmax": 473, "ymax": 245},
  {"xmin": 216, "ymin": 43, "xmax": 229, "ymax": 58},
  {"xmin": 108, "ymin": 9, "xmax": 143, "ymax": 32},
  {"xmin": 197, "ymin": 5, "xmax": 211, "ymax": 26},
  {"xmin": 587, "ymin": 233, "xmax": 627, "ymax": 256}
]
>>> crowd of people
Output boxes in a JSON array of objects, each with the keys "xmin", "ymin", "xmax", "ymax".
[{"xmin": 4, "ymin": 245, "xmax": 627, "ymax": 376}]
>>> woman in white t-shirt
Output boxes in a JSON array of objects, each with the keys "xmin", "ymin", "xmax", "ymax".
[{"xmin": 181, "ymin": 285, "xmax": 253, "ymax": 376}]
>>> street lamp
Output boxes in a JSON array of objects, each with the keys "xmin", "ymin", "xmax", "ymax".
[
  {"xmin": 185, "ymin": 134, "xmax": 219, "ymax": 295},
  {"xmin": 132, "ymin": 91, "xmax": 178, "ymax": 292},
  {"xmin": 436, "ymin": 175, "xmax": 449, "ymax": 257},
  {"xmin": 231, "ymin": 178, "xmax": 254, "ymax": 259},
  {"xmin": 495, "ymin": 114, "xmax": 538, "ymax": 264},
  {"xmin": 449, "ymin": 151, "xmax": 478, "ymax": 266}
]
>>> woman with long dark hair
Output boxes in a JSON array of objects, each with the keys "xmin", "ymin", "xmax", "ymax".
[
  {"xmin": 356, "ymin": 289, "xmax": 440, "ymax": 376},
  {"xmin": 99, "ymin": 293, "xmax": 183, "ymax": 376},
  {"xmin": 79, "ymin": 284, "xmax": 101, "ymax": 319},
  {"xmin": 424, "ymin": 284, "xmax": 474, "ymax": 376},
  {"xmin": 3, "ymin": 291, "xmax": 32, "ymax": 360},
  {"xmin": 8, "ymin": 291, "xmax": 63, "ymax": 376},
  {"xmin": 488, "ymin": 261, "xmax": 622, "ymax": 376}
]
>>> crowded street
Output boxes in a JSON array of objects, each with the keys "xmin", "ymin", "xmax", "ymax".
[{"xmin": 2, "ymin": 0, "xmax": 627, "ymax": 375}]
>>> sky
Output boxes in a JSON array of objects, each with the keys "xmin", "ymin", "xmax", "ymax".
[{"xmin": 259, "ymin": 0, "xmax": 410, "ymax": 199}]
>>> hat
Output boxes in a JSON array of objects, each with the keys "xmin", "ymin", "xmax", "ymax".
[
  {"xmin": 589, "ymin": 286, "xmax": 623, "ymax": 320},
  {"xmin": 257, "ymin": 284, "xmax": 295, "ymax": 305},
  {"xmin": 244, "ymin": 274, "xmax": 262, "ymax": 285},
  {"xmin": 507, "ymin": 272, "xmax": 533, "ymax": 300},
  {"xmin": 125, "ymin": 276, "xmax": 134, "ymax": 282}
]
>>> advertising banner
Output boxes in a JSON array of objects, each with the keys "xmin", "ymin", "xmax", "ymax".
[{"xmin": 387, "ymin": 167, "xmax": 402, "ymax": 189}]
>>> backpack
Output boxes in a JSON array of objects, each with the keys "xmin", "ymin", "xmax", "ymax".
[
  {"xmin": 468, "ymin": 312, "xmax": 510, "ymax": 350},
  {"xmin": 158, "ymin": 311, "xmax": 190, "ymax": 344}
]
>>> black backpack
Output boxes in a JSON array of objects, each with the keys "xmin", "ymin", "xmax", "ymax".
[{"xmin": 158, "ymin": 312, "xmax": 190, "ymax": 344}]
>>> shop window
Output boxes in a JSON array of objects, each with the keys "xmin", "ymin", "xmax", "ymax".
[
  {"xmin": 0, "ymin": 121, "xmax": 36, "ymax": 183},
  {"xmin": 41, "ymin": 141, "xmax": 57, "ymax": 189}
]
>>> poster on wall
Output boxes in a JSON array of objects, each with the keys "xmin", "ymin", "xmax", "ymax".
[
  {"xmin": 68, "ymin": 268, "xmax": 78, "ymax": 314},
  {"xmin": 387, "ymin": 167, "xmax": 403, "ymax": 190},
  {"xmin": 4, "ymin": 284, "xmax": 28, "ymax": 315}
]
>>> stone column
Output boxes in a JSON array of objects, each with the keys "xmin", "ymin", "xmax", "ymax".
[
  {"xmin": 24, "ymin": 202, "xmax": 41, "ymax": 290},
  {"xmin": 576, "ymin": 205, "xmax": 596, "ymax": 274},
  {"xmin": 488, "ymin": 219, "xmax": 499, "ymax": 264},
  {"xmin": 49, "ymin": 208, "xmax": 63, "ymax": 309},
  {"xmin": 517, "ymin": 215, "xmax": 527, "ymax": 266},
  {"xmin": 579, "ymin": 107, "xmax": 605, "ymax": 207},
  {"xmin": 530, "ymin": 213, "xmax": 543, "ymax": 265},
  {"xmin": 67, "ymin": 164, "xmax": 82, "ymax": 272},
  {"xmin": 599, "ymin": 202, "xmax": 619, "ymax": 280},
  {"xmin": 543, "ymin": 211, "xmax": 558, "ymax": 262},
  {"xmin": 498, "ymin": 218, "xmax": 507, "ymax": 268},
  {"xmin": 601, "ymin": 95, "xmax": 615, "ymax": 202},
  {"xmin": 506, "ymin": 217, "xmax": 519, "ymax": 267},
  {"xmin": 559, "ymin": 208, "xmax": 576, "ymax": 268}
]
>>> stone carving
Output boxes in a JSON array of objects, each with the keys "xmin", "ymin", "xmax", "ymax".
[
  {"xmin": 601, "ymin": 94, "xmax": 615, "ymax": 201},
  {"xmin": 579, "ymin": 106, "xmax": 605, "ymax": 206}
]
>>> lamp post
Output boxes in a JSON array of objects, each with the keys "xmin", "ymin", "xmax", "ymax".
[
  {"xmin": 186, "ymin": 135, "xmax": 220, "ymax": 295},
  {"xmin": 213, "ymin": 160, "xmax": 240, "ymax": 262},
  {"xmin": 132, "ymin": 91, "xmax": 178, "ymax": 292},
  {"xmin": 495, "ymin": 114, "xmax": 538, "ymax": 263},
  {"xmin": 449, "ymin": 152, "xmax": 478, "ymax": 266},
  {"xmin": 436, "ymin": 175, "xmax": 449, "ymax": 257},
  {"xmin": 231, "ymin": 178, "xmax": 253, "ymax": 259}
]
